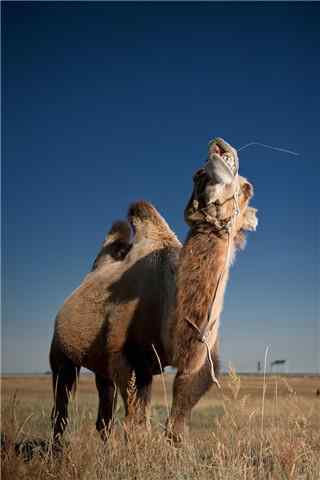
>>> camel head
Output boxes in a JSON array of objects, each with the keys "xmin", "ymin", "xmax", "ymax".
[{"xmin": 184, "ymin": 137, "xmax": 258, "ymax": 242}]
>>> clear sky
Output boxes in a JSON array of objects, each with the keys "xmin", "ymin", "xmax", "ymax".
[{"xmin": 2, "ymin": 2, "xmax": 319, "ymax": 374}]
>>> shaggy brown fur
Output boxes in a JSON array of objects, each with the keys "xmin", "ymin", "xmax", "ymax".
[
  {"xmin": 167, "ymin": 177, "xmax": 256, "ymax": 440},
  {"xmin": 173, "ymin": 228, "xmax": 228, "ymax": 370},
  {"xmin": 173, "ymin": 177, "xmax": 255, "ymax": 370}
]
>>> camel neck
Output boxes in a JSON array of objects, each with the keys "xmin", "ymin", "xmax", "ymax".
[
  {"xmin": 175, "ymin": 225, "xmax": 232, "ymax": 340},
  {"xmin": 186, "ymin": 224, "xmax": 230, "ymax": 245}
]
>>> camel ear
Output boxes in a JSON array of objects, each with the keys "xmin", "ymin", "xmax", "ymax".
[
  {"xmin": 240, "ymin": 178, "xmax": 254, "ymax": 201},
  {"xmin": 241, "ymin": 207, "xmax": 258, "ymax": 232}
]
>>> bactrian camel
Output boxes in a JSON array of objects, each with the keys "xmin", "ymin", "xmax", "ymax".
[{"xmin": 50, "ymin": 137, "xmax": 257, "ymax": 442}]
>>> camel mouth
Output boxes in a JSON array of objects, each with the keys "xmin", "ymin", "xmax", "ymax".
[
  {"xmin": 209, "ymin": 151, "xmax": 236, "ymax": 176},
  {"xmin": 206, "ymin": 137, "xmax": 239, "ymax": 185}
]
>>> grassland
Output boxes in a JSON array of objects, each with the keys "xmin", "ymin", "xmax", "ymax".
[{"xmin": 1, "ymin": 372, "xmax": 320, "ymax": 479}]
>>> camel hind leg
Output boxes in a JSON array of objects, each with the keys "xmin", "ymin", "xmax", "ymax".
[
  {"xmin": 115, "ymin": 356, "xmax": 153, "ymax": 430},
  {"xmin": 95, "ymin": 374, "xmax": 118, "ymax": 441},
  {"xmin": 121, "ymin": 371, "xmax": 152, "ymax": 429},
  {"xmin": 50, "ymin": 351, "xmax": 80, "ymax": 441}
]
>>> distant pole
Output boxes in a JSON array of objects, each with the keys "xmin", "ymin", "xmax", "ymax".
[{"xmin": 257, "ymin": 361, "xmax": 261, "ymax": 373}]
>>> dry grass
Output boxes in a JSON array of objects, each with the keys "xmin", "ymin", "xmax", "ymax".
[{"xmin": 1, "ymin": 372, "xmax": 320, "ymax": 479}]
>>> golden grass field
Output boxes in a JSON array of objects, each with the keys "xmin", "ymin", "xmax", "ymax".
[{"xmin": 1, "ymin": 372, "xmax": 320, "ymax": 479}]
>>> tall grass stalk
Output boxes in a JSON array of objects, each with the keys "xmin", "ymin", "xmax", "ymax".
[
  {"xmin": 151, "ymin": 344, "xmax": 170, "ymax": 421},
  {"xmin": 259, "ymin": 344, "xmax": 270, "ymax": 471}
]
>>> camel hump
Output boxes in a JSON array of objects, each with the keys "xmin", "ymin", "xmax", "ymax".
[
  {"xmin": 128, "ymin": 201, "xmax": 163, "ymax": 223},
  {"xmin": 91, "ymin": 220, "xmax": 132, "ymax": 271},
  {"xmin": 128, "ymin": 201, "xmax": 179, "ymax": 245},
  {"xmin": 104, "ymin": 220, "xmax": 131, "ymax": 246}
]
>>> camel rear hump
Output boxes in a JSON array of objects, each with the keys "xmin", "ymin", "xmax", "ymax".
[
  {"xmin": 104, "ymin": 220, "xmax": 132, "ymax": 245},
  {"xmin": 91, "ymin": 220, "xmax": 132, "ymax": 270}
]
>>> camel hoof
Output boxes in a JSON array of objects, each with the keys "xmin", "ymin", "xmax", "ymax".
[{"xmin": 165, "ymin": 418, "xmax": 188, "ymax": 446}]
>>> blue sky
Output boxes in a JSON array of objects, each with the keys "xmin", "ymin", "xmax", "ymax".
[{"xmin": 2, "ymin": 2, "xmax": 319, "ymax": 373}]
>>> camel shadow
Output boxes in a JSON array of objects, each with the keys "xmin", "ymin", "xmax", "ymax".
[{"xmin": 1, "ymin": 432, "xmax": 63, "ymax": 462}]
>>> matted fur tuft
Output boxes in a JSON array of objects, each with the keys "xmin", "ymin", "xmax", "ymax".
[
  {"xmin": 107, "ymin": 220, "xmax": 132, "ymax": 243},
  {"xmin": 234, "ymin": 207, "xmax": 258, "ymax": 250},
  {"xmin": 241, "ymin": 206, "xmax": 258, "ymax": 232},
  {"xmin": 128, "ymin": 200, "xmax": 162, "ymax": 223}
]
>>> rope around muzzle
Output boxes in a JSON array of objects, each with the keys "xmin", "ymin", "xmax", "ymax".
[{"xmin": 185, "ymin": 191, "xmax": 240, "ymax": 388}]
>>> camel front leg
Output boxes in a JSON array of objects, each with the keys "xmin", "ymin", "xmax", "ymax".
[{"xmin": 167, "ymin": 345, "xmax": 219, "ymax": 442}]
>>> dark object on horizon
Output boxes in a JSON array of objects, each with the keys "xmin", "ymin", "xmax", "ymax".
[
  {"xmin": 270, "ymin": 359, "xmax": 287, "ymax": 372},
  {"xmin": 257, "ymin": 361, "xmax": 261, "ymax": 373},
  {"xmin": 272, "ymin": 360, "xmax": 286, "ymax": 366},
  {"xmin": 316, "ymin": 389, "xmax": 320, "ymax": 397}
]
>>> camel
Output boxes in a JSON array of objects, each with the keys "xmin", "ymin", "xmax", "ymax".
[{"xmin": 50, "ymin": 138, "xmax": 257, "ymax": 442}]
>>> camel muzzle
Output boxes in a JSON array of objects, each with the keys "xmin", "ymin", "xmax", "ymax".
[{"xmin": 206, "ymin": 137, "xmax": 239, "ymax": 185}]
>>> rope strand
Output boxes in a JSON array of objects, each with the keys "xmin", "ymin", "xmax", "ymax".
[{"xmin": 238, "ymin": 141, "xmax": 299, "ymax": 156}]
